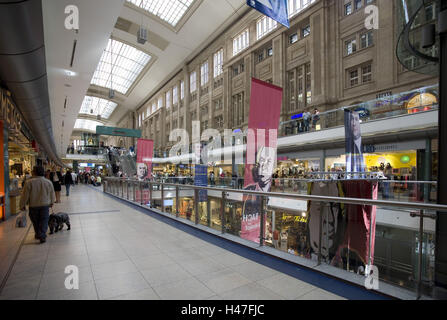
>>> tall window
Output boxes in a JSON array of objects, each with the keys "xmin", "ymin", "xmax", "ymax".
[
  {"xmin": 345, "ymin": 3, "xmax": 352, "ymax": 15},
  {"xmin": 361, "ymin": 31, "xmax": 374, "ymax": 48},
  {"xmin": 190, "ymin": 71, "xmax": 197, "ymax": 93},
  {"xmin": 138, "ymin": 114, "xmax": 141, "ymax": 127},
  {"xmin": 350, "ymin": 69, "xmax": 359, "ymax": 86},
  {"xmin": 289, "ymin": 63, "xmax": 312, "ymax": 110},
  {"xmin": 180, "ymin": 81, "xmax": 185, "ymax": 100},
  {"xmin": 231, "ymin": 92, "xmax": 245, "ymax": 126},
  {"xmin": 288, "ymin": 0, "xmax": 316, "ymax": 18},
  {"xmin": 152, "ymin": 103, "xmax": 156, "ymax": 113},
  {"xmin": 173, "ymin": 86, "xmax": 178, "ymax": 104},
  {"xmin": 233, "ymin": 29, "xmax": 249, "ymax": 56},
  {"xmin": 158, "ymin": 97, "xmax": 163, "ymax": 109},
  {"xmin": 306, "ymin": 63, "xmax": 312, "ymax": 104},
  {"xmin": 214, "ymin": 98, "xmax": 223, "ymax": 111},
  {"xmin": 302, "ymin": 25, "xmax": 311, "ymax": 38},
  {"xmin": 362, "ymin": 64, "xmax": 372, "ymax": 83},
  {"xmin": 166, "ymin": 90, "xmax": 172, "ymax": 109},
  {"xmin": 213, "ymin": 49, "xmax": 224, "ymax": 78},
  {"xmin": 346, "ymin": 38, "xmax": 357, "ymax": 55},
  {"xmin": 200, "ymin": 62, "xmax": 209, "ymax": 86},
  {"xmin": 256, "ymin": 16, "xmax": 277, "ymax": 40}
]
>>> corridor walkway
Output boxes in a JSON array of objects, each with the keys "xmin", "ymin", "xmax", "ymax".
[{"xmin": 0, "ymin": 185, "xmax": 346, "ymax": 300}]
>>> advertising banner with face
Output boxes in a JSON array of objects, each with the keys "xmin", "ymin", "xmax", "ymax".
[
  {"xmin": 242, "ymin": 78, "xmax": 283, "ymax": 243},
  {"xmin": 344, "ymin": 110, "xmax": 365, "ymax": 175},
  {"xmin": 136, "ymin": 139, "xmax": 154, "ymax": 181}
]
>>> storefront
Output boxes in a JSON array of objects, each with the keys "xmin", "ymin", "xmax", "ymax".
[
  {"xmin": 1, "ymin": 88, "xmax": 38, "ymax": 219},
  {"xmin": 266, "ymin": 209, "xmax": 309, "ymax": 257},
  {"xmin": 325, "ymin": 140, "xmax": 428, "ymax": 178},
  {"xmin": 326, "ymin": 151, "xmax": 417, "ymax": 177},
  {"xmin": 265, "ymin": 196, "xmax": 309, "ymax": 256},
  {"xmin": 275, "ymin": 158, "xmax": 320, "ymax": 177}
]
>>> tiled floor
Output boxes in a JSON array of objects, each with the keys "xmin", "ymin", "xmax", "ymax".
[{"xmin": 0, "ymin": 185, "xmax": 346, "ymax": 300}]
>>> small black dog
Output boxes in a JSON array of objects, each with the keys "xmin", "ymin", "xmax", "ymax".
[{"xmin": 48, "ymin": 213, "xmax": 71, "ymax": 234}]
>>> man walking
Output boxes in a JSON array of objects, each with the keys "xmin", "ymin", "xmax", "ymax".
[
  {"xmin": 20, "ymin": 166, "xmax": 56, "ymax": 243},
  {"xmin": 64, "ymin": 170, "xmax": 74, "ymax": 196}
]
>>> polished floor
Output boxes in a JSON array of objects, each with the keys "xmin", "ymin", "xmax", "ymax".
[{"xmin": 0, "ymin": 185, "xmax": 345, "ymax": 300}]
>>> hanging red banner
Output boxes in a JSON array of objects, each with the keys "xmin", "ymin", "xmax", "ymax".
[
  {"xmin": 136, "ymin": 139, "xmax": 154, "ymax": 181},
  {"xmin": 241, "ymin": 78, "xmax": 283, "ymax": 243}
]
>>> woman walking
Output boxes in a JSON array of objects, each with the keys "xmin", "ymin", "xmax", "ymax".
[{"xmin": 50, "ymin": 168, "xmax": 63, "ymax": 203}]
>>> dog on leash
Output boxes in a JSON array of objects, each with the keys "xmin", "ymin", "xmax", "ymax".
[{"xmin": 49, "ymin": 213, "xmax": 71, "ymax": 234}]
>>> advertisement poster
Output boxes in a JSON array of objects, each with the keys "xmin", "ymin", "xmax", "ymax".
[
  {"xmin": 194, "ymin": 165, "xmax": 208, "ymax": 202},
  {"xmin": 241, "ymin": 78, "xmax": 283, "ymax": 243},
  {"xmin": 344, "ymin": 110, "xmax": 365, "ymax": 175},
  {"xmin": 136, "ymin": 139, "xmax": 154, "ymax": 181}
]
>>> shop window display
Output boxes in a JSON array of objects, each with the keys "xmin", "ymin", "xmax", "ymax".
[{"xmin": 266, "ymin": 210, "xmax": 310, "ymax": 257}]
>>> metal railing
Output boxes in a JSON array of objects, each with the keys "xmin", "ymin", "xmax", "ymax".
[
  {"xmin": 150, "ymin": 176, "xmax": 437, "ymax": 204},
  {"xmin": 103, "ymin": 177, "xmax": 446, "ymax": 299},
  {"xmin": 279, "ymin": 97, "xmax": 438, "ymax": 138}
]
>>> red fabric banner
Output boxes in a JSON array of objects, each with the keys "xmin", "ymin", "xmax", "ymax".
[
  {"xmin": 339, "ymin": 181, "xmax": 378, "ymax": 265},
  {"xmin": 241, "ymin": 78, "xmax": 283, "ymax": 243},
  {"xmin": 137, "ymin": 139, "xmax": 154, "ymax": 180}
]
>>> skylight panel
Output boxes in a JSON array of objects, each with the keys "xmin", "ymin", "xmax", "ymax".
[
  {"xmin": 79, "ymin": 96, "xmax": 118, "ymax": 119},
  {"xmin": 91, "ymin": 39, "xmax": 151, "ymax": 95},
  {"xmin": 126, "ymin": 0, "xmax": 195, "ymax": 27},
  {"xmin": 74, "ymin": 119, "xmax": 104, "ymax": 132}
]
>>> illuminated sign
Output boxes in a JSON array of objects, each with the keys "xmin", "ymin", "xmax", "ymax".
[
  {"xmin": 96, "ymin": 126, "xmax": 142, "ymax": 138},
  {"xmin": 401, "ymin": 155, "xmax": 411, "ymax": 164},
  {"xmin": 282, "ymin": 215, "xmax": 308, "ymax": 223}
]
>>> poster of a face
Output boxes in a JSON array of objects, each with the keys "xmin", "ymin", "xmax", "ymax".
[
  {"xmin": 344, "ymin": 110, "xmax": 365, "ymax": 174},
  {"xmin": 137, "ymin": 162, "xmax": 148, "ymax": 180},
  {"xmin": 248, "ymin": 146, "xmax": 276, "ymax": 192},
  {"xmin": 136, "ymin": 139, "xmax": 154, "ymax": 180},
  {"xmin": 241, "ymin": 78, "xmax": 282, "ymax": 244}
]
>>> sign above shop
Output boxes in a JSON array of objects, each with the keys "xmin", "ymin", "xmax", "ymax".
[
  {"xmin": 96, "ymin": 126, "xmax": 142, "ymax": 138},
  {"xmin": 291, "ymin": 113, "xmax": 303, "ymax": 120},
  {"xmin": 376, "ymin": 91, "xmax": 393, "ymax": 99}
]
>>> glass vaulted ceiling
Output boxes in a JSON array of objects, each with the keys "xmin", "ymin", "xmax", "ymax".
[
  {"xmin": 74, "ymin": 119, "xmax": 104, "ymax": 132},
  {"xmin": 126, "ymin": 0, "xmax": 195, "ymax": 27},
  {"xmin": 91, "ymin": 39, "xmax": 152, "ymax": 95},
  {"xmin": 79, "ymin": 96, "xmax": 118, "ymax": 119}
]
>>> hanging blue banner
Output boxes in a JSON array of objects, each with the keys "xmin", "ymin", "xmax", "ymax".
[
  {"xmin": 194, "ymin": 165, "xmax": 208, "ymax": 202},
  {"xmin": 246, "ymin": 0, "xmax": 290, "ymax": 28}
]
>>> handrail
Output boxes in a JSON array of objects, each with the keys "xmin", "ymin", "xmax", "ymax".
[
  {"xmin": 154, "ymin": 176, "xmax": 437, "ymax": 184},
  {"xmin": 104, "ymin": 178, "xmax": 447, "ymax": 212}
]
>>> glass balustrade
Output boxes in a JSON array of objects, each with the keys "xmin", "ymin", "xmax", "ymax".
[{"xmin": 103, "ymin": 177, "xmax": 446, "ymax": 299}]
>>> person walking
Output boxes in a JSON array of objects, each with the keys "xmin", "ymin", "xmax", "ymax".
[
  {"xmin": 20, "ymin": 166, "xmax": 56, "ymax": 243},
  {"xmin": 64, "ymin": 170, "xmax": 74, "ymax": 196},
  {"xmin": 303, "ymin": 111, "xmax": 311, "ymax": 132},
  {"xmin": 50, "ymin": 168, "xmax": 63, "ymax": 203},
  {"xmin": 71, "ymin": 171, "xmax": 78, "ymax": 185},
  {"xmin": 312, "ymin": 108, "xmax": 320, "ymax": 130}
]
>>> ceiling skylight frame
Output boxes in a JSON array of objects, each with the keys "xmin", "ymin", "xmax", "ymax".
[
  {"xmin": 79, "ymin": 96, "xmax": 118, "ymax": 120},
  {"xmin": 125, "ymin": 0, "xmax": 202, "ymax": 32},
  {"xmin": 91, "ymin": 38, "xmax": 153, "ymax": 96}
]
